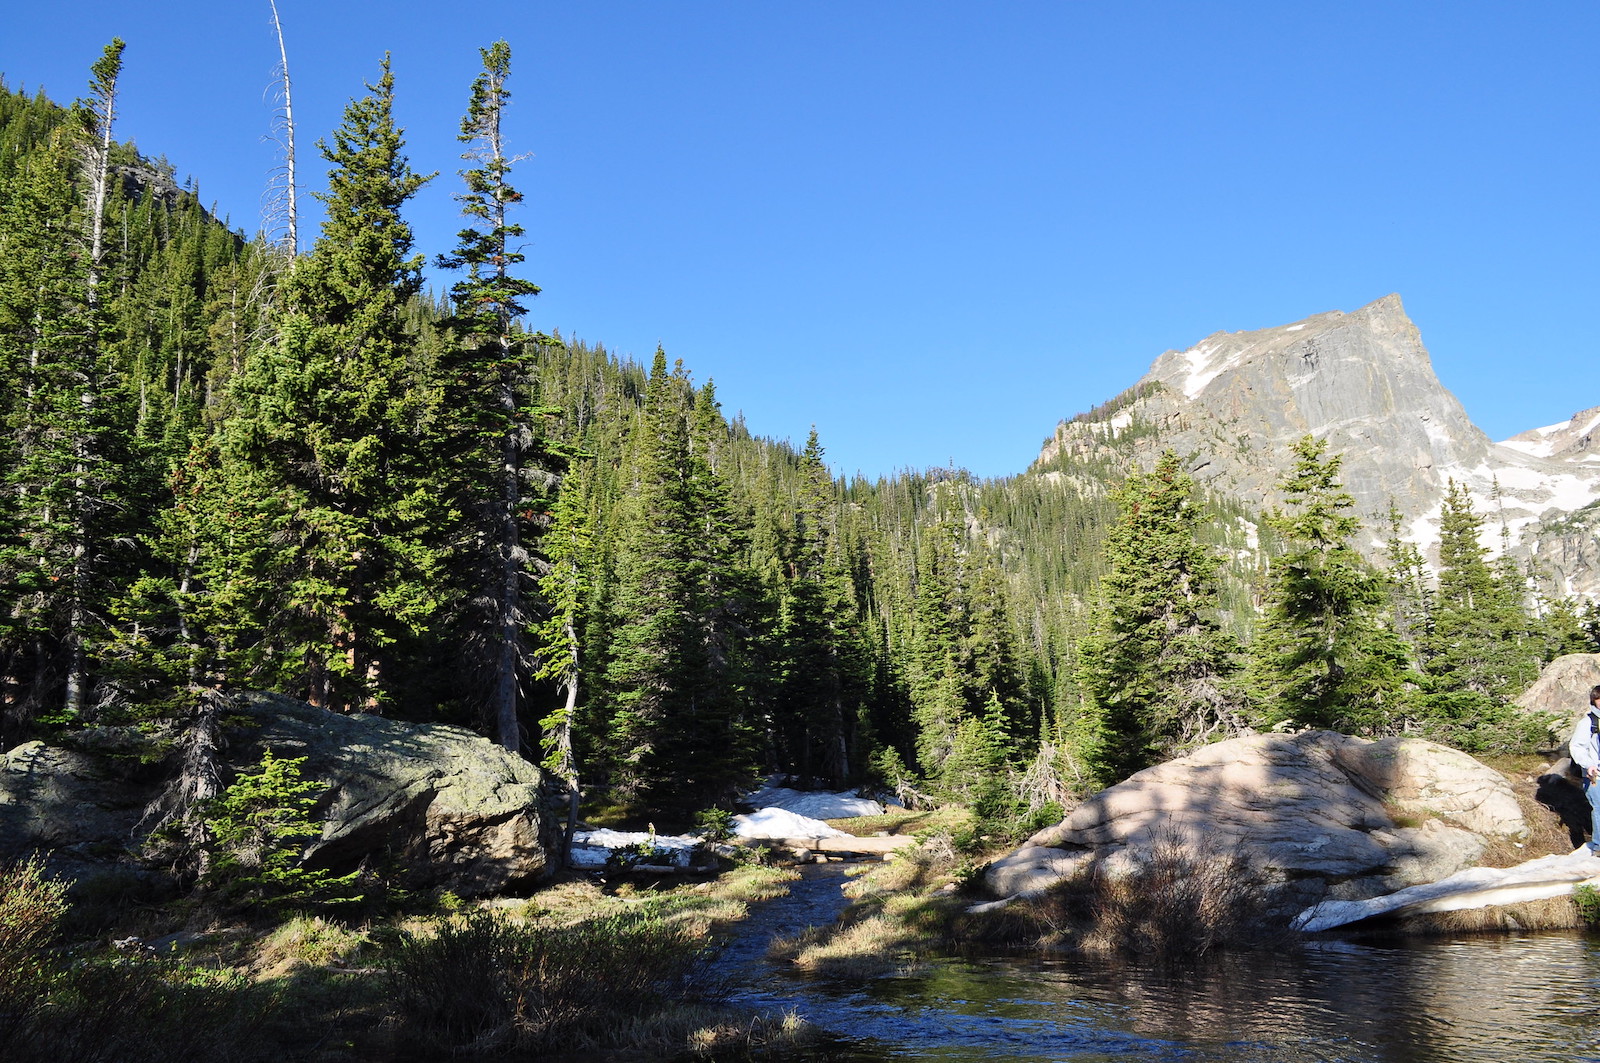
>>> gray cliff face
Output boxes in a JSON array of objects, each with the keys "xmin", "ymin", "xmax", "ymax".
[{"xmin": 1038, "ymin": 295, "xmax": 1600, "ymax": 595}]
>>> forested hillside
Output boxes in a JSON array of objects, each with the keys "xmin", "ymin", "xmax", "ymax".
[{"xmin": 4, "ymin": 43, "xmax": 1597, "ymax": 835}]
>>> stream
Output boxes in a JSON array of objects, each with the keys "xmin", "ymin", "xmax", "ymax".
[{"xmin": 721, "ymin": 864, "xmax": 1600, "ymax": 1063}]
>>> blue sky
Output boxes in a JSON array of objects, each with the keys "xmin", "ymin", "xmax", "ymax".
[{"xmin": 5, "ymin": 2, "xmax": 1596, "ymax": 479}]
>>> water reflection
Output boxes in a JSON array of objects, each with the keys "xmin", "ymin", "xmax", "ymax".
[{"xmin": 739, "ymin": 932, "xmax": 1600, "ymax": 1062}]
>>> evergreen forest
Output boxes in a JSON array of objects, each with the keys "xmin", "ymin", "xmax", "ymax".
[{"xmin": 3, "ymin": 42, "xmax": 1597, "ymax": 839}]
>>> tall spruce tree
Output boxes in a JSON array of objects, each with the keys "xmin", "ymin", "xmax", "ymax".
[
  {"xmin": 536, "ymin": 457, "xmax": 596, "ymax": 850},
  {"xmin": 1077, "ymin": 451, "xmax": 1244, "ymax": 783},
  {"xmin": 773, "ymin": 429, "xmax": 867, "ymax": 787},
  {"xmin": 1252, "ymin": 436, "xmax": 1409, "ymax": 732},
  {"xmin": 0, "ymin": 43, "xmax": 143, "ymax": 732},
  {"xmin": 223, "ymin": 57, "xmax": 439, "ymax": 712},
  {"xmin": 1415, "ymin": 480, "xmax": 1544, "ymax": 750},
  {"xmin": 435, "ymin": 40, "xmax": 561, "ymax": 752},
  {"xmin": 1423, "ymin": 480, "xmax": 1537, "ymax": 697},
  {"xmin": 601, "ymin": 352, "xmax": 758, "ymax": 811},
  {"xmin": 0, "ymin": 130, "xmax": 94, "ymax": 734}
]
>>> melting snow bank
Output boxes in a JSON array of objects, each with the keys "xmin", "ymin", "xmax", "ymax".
[
  {"xmin": 569, "ymin": 828, "xmax": 701, "ymax": 869},
  {"xmin": 733, "ymin": 807, "xmax": 847, "ymax": 840},
  {"xmin": 569, "ymin": 808, "xmax": 853, "ymax": 866},
  {"xmin": 567, "ymin": 786, "xmax": 896, "ymax": 869},
  {"xmin": 742, "ymin": 784, "xmax": 888, "ymax": 820},
  {"xmin": 1295, "ymin": 848, "xmax": 1600, "ymax": 932}
]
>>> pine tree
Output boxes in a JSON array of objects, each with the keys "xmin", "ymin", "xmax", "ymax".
[
  {"xmin": 536, "ymin": 458, "xmax": 596, "ymax": 851},
  {"xmin": 1252, "ymin": 437, "xmax": 1409, "ymax": 732},
  {"xmin": 600, "ymin": 354, "xmax": 760, "ymax": 811},
  {"xmin": 435, "ymin": 40, "xmax": 561, "ymax": 752},
  {"xmin": 1415, "ymin": 480, "xmax": 1544, "ymax": 750},
  {"xmin": 0, "ymin": 43, "xmax": 143, "ymax": 733},
  {"xmin": 223, "ymin": 57, "xmax": 440, "ymax": 713},
  {"xmin": 1381, "ymin": 503, "xmax": 1432, "ymax": 659},
  {"xmin": 1078, "ymin": 451, "xmax": 1245, "ymax": 783},
  {"xmin": 0, "ymin": 131, "xmax": 93, "ymax": 733},
  {"xmin": 773, "ymin": 429, "xmax": 868, "ymax": 787}
]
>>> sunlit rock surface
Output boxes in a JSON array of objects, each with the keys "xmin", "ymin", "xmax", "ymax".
[{"xmin": 982, "ymin": 731, "xmax": 1525, "ymax": 912}]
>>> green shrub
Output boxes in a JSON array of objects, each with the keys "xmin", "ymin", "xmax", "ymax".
[
  {"xmin": 0, "ymin": 856, "xmax": 68, "ymax": 1045},
  {"xmin": 694, "ymin": 807, "xmax": 735, "ymax": 844},
  {"xmin": 0, "ymin": 857, "xmax": 271, "ymax": 1063},
  {"xmin": 1574, "ymin": 884, "xmax": 1600, "ymax": 927},
  {"xmin": 20, "ymin": 954, "xmax": 271, "ymax": 1063},
  {"xmin": 605, "ymin": 840, "xmax": 675, "ymax": 872}
]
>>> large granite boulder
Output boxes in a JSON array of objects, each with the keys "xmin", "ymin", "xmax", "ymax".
[
  {"xmin": 229, "ymin": 693, "xmax": 556, "ymax": 895},
  {"xmin": 0, "ymin": 742, "xmax": 157, "ymax": 859},
  {"xmin": 1516, "ymin": 653, "xmax": 1600, "ymax": 726},
  {"xmin": 0, "ymin": 693, "xmax": 557, "ymax": 898},
  {"xmin": 982, "ymin": 731, "xmax": 1526, "ymax": 914}
]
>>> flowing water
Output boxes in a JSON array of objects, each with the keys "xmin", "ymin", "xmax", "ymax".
[{"xmin": 724, "ymin": 866, "xmax": 1600, "ymax": 1063}]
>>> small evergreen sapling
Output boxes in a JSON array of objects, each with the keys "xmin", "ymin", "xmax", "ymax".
[{"xmin": 201, "ymin": 749, "xmax": 359, "ymax": 908}]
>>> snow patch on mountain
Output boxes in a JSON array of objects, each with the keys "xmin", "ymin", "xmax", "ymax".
[
  {"xmin": 1500, "ymin": 423, "xmax": 1570, "ymax": 459},
  {"xmin": 1178, "ymin": 340, "xmax": 1224, "ymax": 398}
]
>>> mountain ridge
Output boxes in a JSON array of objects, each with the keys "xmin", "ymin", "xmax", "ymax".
[{"xmin": 1035, "ymin": 295, "xmax": 1600, "ymax": 597}]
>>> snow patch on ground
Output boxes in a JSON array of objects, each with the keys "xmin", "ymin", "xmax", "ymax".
[
  {"xmin": 733, "ymin": 807, "xmax": 848, "ymax": 840},
  {"xmin": 565, "ymin": 785, "xmax": 888, "ymax": 867},
  {"xmin": 569, "ymin": 828, "xmax": 700, "ymax": 869},
  {"xmin": 743, "ymin": 784, "xmax": 886, "ymax": 820},
  {"xmin": 1284, "ymin": 323, "xmax": 1307, "ymax": 332}
]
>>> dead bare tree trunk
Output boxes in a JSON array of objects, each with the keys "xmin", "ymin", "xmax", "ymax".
[{"xmin": 267, "ymin": 0, "xmax": 297, "ymax": 256}]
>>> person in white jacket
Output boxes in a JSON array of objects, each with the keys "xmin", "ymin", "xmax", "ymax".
[{"xmin": 1568, "ymin": 684, "xmax": 1600, "ymax": 854}]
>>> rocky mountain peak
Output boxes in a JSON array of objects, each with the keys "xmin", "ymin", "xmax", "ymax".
[{"xmin": 1037, "ymin": 296, "xmax": 1600, "ymax": 596}]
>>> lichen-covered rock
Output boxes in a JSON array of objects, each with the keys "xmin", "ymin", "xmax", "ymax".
[
  {"xmin": 0, "ymin": 693, "xmax": 556, "ymax": 898},
  {"xmin": 230, "ymin": 693, "xmax": 555, "ymax": 896},
  {"xmin": 983, "ymin": 731, "xmax": 1525, "ymax": 912},
  {"xmin": 0, "ymin": 741, "xmax": 150, "ymax": 857}
]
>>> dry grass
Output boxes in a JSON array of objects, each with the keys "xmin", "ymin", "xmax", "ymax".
[
  {"xmin": 1390, "ymin": 895, "xmax": 1584, "ymax": 934},
  {"xmin": 619, "ymin": 1004, "xmax": 815, "ymax": 1059},
  {"xmin": 497, "ymin": 863, "xmax": 796, "ymax": 935},
  {"xmin": 960, "ymin": 834, "xmax": 1294, "ymax": 958},
  {"xmin": 1075, "ymin": 842, "xmax": 1284, "ymax": 955},
  {"xmin": 3, "ymin": 854, "xmax": 814, "ymax": 1063},
  {"xmin": 771, "ymin": 912, "xmax": 932, "ymax": 978},
  {"xmin": 761, "ymin": 827, "xmax": 978, "ymax": 978},
  {"xmin": 824, "ymin": 805, "xmax": 970, "ymax": 838}
]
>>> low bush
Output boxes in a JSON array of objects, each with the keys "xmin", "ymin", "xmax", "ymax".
[
  {"xmin": 1069, "ymin": 835, "xmax": 1288, "ymax": 957},
  {"xmin": 0, "ymin": 856, "xmax": 68, "ymax": 1045},
  {"xmin": 1574, "ymin": 884, "xmax": 1600, "ymax": 927},
  {"xmin": 22, "ymin": 955, "xmax": 272, "ymax": 1063},
  {"xmin": 384, "ymin": 907, "xmax": 711, "ymax": 1054},
  {"xmin": 695, "ymin": 806, "xmax": 736, "ymax": 844}
]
